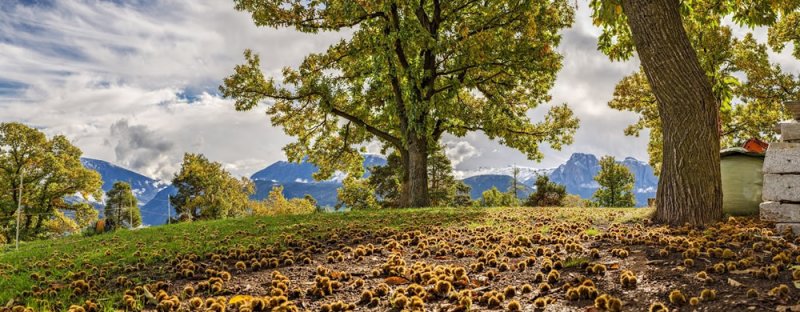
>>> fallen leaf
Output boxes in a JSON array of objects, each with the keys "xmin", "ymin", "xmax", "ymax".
[
  {"xmin": 794, "ymin": 280, "xmax": 800, "ymax": 289},
  {"xmin": 385, "ymin": 276, "xmax": 409, "ymax": 285},
  {"xmin": 727, "ymin": 278, "xmax": 742, "ymax": 287},
  {"xmin": 229, "ymin": 295, "xmax": 253, "ymax": 304}
]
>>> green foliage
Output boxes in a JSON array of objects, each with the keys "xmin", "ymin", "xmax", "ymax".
[
  {"xmin": 481, "ymin": 187, "xmax": 518, "ymax": 207},
  {"xmin": 593, "ymin": 156, "xmax": 636, "ymax": 208},
  {"xmin": 453, "ymin": 181, "xmax": 474, "ymax": 207},
  {"xmin": 368, "ymin": 153, "xmax": 403, "ymax": 208},
  {"xmin": 251, "ymin": 186, "xmax": 316, "ymax": 216},
  {"xmin": 592, "ymin": 0, "xmax": 800, "ymax": 174},
  {"xmin": 104, "ymin": 182, "xmax": 141, "ymax": 229},
  {"xmin": 427, "ymin": 150, "xmax": 458, "ymax": 207},
  {"xmin": 170, "ymin": 153, "xmax": 255, "ymax": 221},
  {"xmin": 369, "ymin": 150, "xmax": 470, "ymax": 208},
  {"xmin": 337, "ymin": 177, "xmax": 379, "ymax": 210},
  {"xmin": 525, "ymin": 175, "xmax": 566, "ymax": 207},
  {"xmin": 222, "ymin": 0, "xmax": 580, "ymax": 205},
  {"xmin": 0, "ymin": 122, "xmax": 103, "ymax": 242},
  {"xmin": 562, "ymin": 194, "xmax": 591, "ymax": 208}
]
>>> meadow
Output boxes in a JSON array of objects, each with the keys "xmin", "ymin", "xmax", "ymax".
[{"xmin": 0, "ymin": 207, "xmax": 796, "ymax": 311}]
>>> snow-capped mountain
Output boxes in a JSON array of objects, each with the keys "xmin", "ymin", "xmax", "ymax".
[
  {"xmin": 455, "ymin": 166, "xmax": 554, "ymax": 184},
  {"xmin": 81, "ymin": 158, "xmax": 168, "ymax": 204},
  {"xmin": 460, "ymin": 153, "xmax": 657, "ymax": 206},
  {"xmin": 250, "ymin": 154, "xmax": 388, "ymax": 183}
]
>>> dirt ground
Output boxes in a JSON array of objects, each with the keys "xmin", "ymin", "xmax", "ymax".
[{"xmin": 159, "ymin": 210, "xmax": 800, "ymax": 311}]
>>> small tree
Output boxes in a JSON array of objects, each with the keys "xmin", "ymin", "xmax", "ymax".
[
  {"xmin": 104, "ymin": 181, "xmax": 142, "ymax": 229},
  {"xmin": 593, "ymin": 156, "xmax": 636, "ymax": 207},
  {"xmin": 428, "ymin": 150, "xmax": 458, "ymax": 207},
  {"xmin": 171, "ymin": 153, "xmax": 255, "ymax": 221},
  {"xmin": 368, "ymin": 154, "xmax": 403, "ymax": 208},
  {"xmin": 252, "ymin": 186, "xmax": 316, "ymax": 216},
  {"xmin": 453, "ymin": 182, "xmax": 474, "ymax": 207},
  {"xmin": 508, "ymin": 166, "xmax": 526, "ymax": 200},
  {"xmin": 525, "ymin": 176, "xmax": 566, "ymax": 207},
  {"xmin": 481, "ymin": 187, "xmax": 517, "ymax": 207},
  {"xmin": 337, "ymin": 177, "xmax": 379, "ymax": 210}
]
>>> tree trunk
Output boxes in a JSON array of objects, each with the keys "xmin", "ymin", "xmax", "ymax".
[
  {"xmin": 398, "ymin": 149, "xmax": 411, "ymax": 207},
  {"xmin": 406, "ymin": 135, "xmax": 431, "ymax": 207},
  {"xmin": 622, "ymin": 0, "xmax": 723, "ymax": 225}
]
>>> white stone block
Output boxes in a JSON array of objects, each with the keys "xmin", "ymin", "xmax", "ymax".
[
  {"xmin": 761, "ymin": 201, "xmax": 800, "ymax": 222},
  {"xmin": 781, "ymin": 122, "xmax": 800, "ymax": 142},
  {"xmin": 763, "ymin": 174, "xmax": 800, "ymax": 202},
  {"xmin": 763, "ymin": 142, "xmax": 800, "ymax": 174}
]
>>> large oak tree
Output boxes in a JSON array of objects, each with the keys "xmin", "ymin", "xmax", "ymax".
[
  {"xmin": 591, "ymin": 0, "xmax": 799, "ymax": 225},
  {"xmin": 222, "ymin": 0, "xmax": 580, "ymax": 207}
]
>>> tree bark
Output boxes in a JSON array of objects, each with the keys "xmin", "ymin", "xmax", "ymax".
[
  {"xmin": 406, "ymin": 135, "xmax": 431, "ymax": 207},
  {"xmin": 621, "ymin": 0, "xmax": 723, "ymax": 225}
]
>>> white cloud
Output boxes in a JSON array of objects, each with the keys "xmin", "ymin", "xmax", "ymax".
[{"xmin": 443, "ymin": 140, "xmax": 480, "ymax": 167}]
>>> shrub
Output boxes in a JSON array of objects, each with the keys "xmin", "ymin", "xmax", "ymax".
[
  {"xmin": 525, "ymin": 176, "xmax": 566, "ymax": 207},
  {"xmin": 481, "ymin": 187, "xmax": 518, "ymax": 207}
]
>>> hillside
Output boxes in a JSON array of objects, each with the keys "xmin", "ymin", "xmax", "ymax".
[{"xmin": 0, "ymin": 208, "xmax": 793, "ymax": 311}]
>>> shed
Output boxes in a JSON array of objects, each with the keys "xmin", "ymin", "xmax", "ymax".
[{"xmin": 720, "ymin": 148, "xmax": 765, "ymax": 216}]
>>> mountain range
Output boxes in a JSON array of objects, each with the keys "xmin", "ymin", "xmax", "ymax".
[{"xmin": 79, "ymin": 153, "xmax": 657, "ymax": 225}]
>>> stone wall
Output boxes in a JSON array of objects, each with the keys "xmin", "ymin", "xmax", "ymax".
[{"xmin": 760, "ymin": 126, "xmax": 800, "ymax": 233}]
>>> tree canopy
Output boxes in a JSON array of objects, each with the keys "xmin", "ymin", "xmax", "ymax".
[
  {"xmin": 222, "ymin": 0, "xmax": 580, "ymax": 207},
  {"xmin": 170, "ymin": 153, "xmax": 255, "ymax": 221},
  {"xmin": 0, "ymin": 122, "xmax": 102, "ymax": 241},
  {"xmin": 604, "ymin": 19, "xmax": 799, "ymax": 174}
]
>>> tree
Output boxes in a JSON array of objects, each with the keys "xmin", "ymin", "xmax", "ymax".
[
  {"xmin": 427, "ymin": 150, "xmax": 457, "ymax": 207},
  {"xmin": 453, "ymin": 182, "xmax": 474, "ymax": 207},
  {"xmin": 104, "ymin": 181, "xmax": 142, "ymax": 229},
  {"xmin": 608, "ymin": 38, "xmax": 799, "ymax": 175},
  {"xmin": 368, "ymin": 153, "xmax": 403, "ymax": 208},
  {"xmin": 369, "ymin": 150, "xmax": 464, "ymax": 208},
  {"xmin": 525, "ymin": 175, "xmax": 566, "ymax": 207},
  {"xmin": 593, "ymin": 156, "xmax": 636, "ymax": 207},
  {"xmin": 0, "ymin": 122, "xmax": 103, "ymax": 241},
  {"xmin": 590, "ymin": 0, "xmax": 800, "ymax": 225},
  {"xmin": 481, "ymin": 187, "xmax": 518, "ymax": 207},
  {"xmin": 251, "ymin": 186, "xmax": 316, "ymax": 216},
  {"xmin": 170, "ymin": 153, "xmax": 255, "ymax": 221},
  {"xmin": 337, "ymin": 177, "xmax": 379, "ymax": 210},
  {"xmin": 222, "ymin": 0, "xmax": 580, "ymax": 208},
  {"xmin": 508, "ymin": 166, "xmax": 525, "ymax": 200}
]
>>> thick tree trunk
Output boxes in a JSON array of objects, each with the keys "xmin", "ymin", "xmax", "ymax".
[
  {"xmin": 406, "ymin": 136, "xmax": 431, "ymax": 207},
  {"xmin": 622, "ymin": 0, "xmax": 723, "ymax": 225}
]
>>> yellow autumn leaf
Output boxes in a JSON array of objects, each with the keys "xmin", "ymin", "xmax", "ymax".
[{"xmin": 229, "ymin": 295, "xmax": 253, "ymax": 304}]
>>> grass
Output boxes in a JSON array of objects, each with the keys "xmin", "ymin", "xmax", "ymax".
[
  {"xmin": 0, "ymin": 207, "xmax": 484, "ymax": 304},
  {"xmin": 585, "ymin": 227, "xmax": 602, "ymax": 236},
  {"xmin": 0, "ymin": 207, "xmax": 652, "ymax": 310}
]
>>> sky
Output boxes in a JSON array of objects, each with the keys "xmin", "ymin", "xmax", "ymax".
[{"xmin": 0, "ymin": 0, "xmax": 796, "ymax": 180}]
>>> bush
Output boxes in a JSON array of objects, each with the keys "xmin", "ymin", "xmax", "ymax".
[
  {"xmin": 481, "ymin": 187, "xmax": 518, "ymax": 207},
  {"xmin": 525, "ymin": 176, "xmax": 566, "ymax": 207}
]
